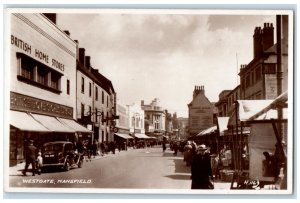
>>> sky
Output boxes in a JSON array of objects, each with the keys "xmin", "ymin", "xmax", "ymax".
[{"xmin": 56, "ymin": 10, "xmax": 277, "ymax": 117}]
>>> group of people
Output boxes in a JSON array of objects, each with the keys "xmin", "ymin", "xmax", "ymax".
[{"xmin": 168, "ymin": 140, "xmax": 215, "ymax": 189}]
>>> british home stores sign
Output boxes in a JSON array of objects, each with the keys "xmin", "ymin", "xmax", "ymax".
[{"xmin": 10, "ymin": 92, "xmax": 73, "ymax": 119}]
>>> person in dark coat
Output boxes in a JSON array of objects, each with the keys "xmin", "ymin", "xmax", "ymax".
[
  {"xmin": 22, "ymin": 140, "xmax": 37, "ymax": 176},
  {"xmin": 191, "ymin": 144, "xmax": 214, "ymax": 189}
]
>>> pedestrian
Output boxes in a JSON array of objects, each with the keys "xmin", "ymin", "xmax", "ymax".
[
  {"xmin": 191, "ymin": 144, "xmax": 214, "ymax": 189},
  {"xmin": 36, "ymin": 151, "xmax": 43, "ymax": 175},
  {"xmin": 22, "ymin": 140, "xmax": 37, "ymax": 176}
]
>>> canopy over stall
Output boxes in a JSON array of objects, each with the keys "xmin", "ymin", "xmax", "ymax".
[{"xmin": 197, "ymin": 126, "xmax": 217, "ymax": 136}]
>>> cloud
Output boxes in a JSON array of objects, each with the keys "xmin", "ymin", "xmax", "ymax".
[{"xmin": 56, "ymin": 12, "xmax": 277, "ymax": 117}]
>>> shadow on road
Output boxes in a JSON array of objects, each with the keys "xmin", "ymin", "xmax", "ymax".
[{"xmin": 165, "ymin": 174, "xmax": 191, "ymax": 180}]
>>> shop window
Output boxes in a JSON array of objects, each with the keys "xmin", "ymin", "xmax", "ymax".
[{"xmin": 17, "ymin": 53, "xmax": 61, "ymax": 93}]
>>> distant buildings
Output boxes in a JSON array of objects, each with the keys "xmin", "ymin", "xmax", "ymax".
[
  {"xmin": 187, "ymin": 86, "xmax": 214, "ymax": 136},
  {"xmin": 141, "ymin": 98, "xmax": 166, "ymax": 139}
]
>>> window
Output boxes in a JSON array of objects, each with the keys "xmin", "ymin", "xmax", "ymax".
[
  {"xmin": 20, "ymin": 57, "xmax": 34, "ymax": 80},
  {"xmin": 263, "ymin": 64, "xmax": 276, "ymax": 74},
  {"xmin": 37, "ymin": 66, "xmax": 49, "ymax": 86},
  {"xmin": 245, "ymin": 73, "xmax": 250, "ymax": 87},
  {"xmin": 17, "ymin": 53, "xmax": 61, "ymax": 93},
  {"xmin": 95, "ymin": 86, "xmax": 98, "ymax": 100},
  {"xmin": 95, "ymin": 108, "xmax": 98, "ymax": 122},
  {"xmin": 67, "ymin": 80, "xmax": 70, "ymax": 95},
  {"xmin": 89, "ymin": 82, "xmax": 92, "ymax": 97},
  {"xmin": 102, "ymin": 91, "xmax": 104, "ymax": 104},
  {"xmin": 132, "ymin": 117, "xmax": 135, "ymax": 128},
  {"xmin": 255, "ymin": 66, "xmax": 262, "ymax": 82},
  {"xmin": 51, "ymin": 71, "xmax": 60, "ymax": 90},
  {"xmin": 107, "ymin": 95, "xmax": 109, "ymax": 107},
  {"xmin": 81, "ymin": 77, "xmax": 84, "ymax": 93},
  {"xmin": 89, "ymin": 106, "xmax": 92, "ymax": 116},
  {"xmin": 81, "ymin": 103, "xmax": 85, "ymax": 117}
]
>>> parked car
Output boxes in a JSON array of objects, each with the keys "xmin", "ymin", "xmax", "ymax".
[{"xmin": 42, "ymin": 141, "xmax": 84, "ymax": 171}]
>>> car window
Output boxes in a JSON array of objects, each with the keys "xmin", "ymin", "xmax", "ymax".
[{"xmin": 44, "ymin": 144, "xmax": 63, "ymax": 151}]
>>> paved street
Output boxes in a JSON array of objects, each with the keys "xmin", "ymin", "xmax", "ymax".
[{"xmin": 8, "ymin": 146, "xmax": 231, "ymax": 190}]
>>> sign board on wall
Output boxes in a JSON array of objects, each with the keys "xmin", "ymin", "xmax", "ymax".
[{"xmin": 189, "ymin": 106, "xmax": 213, "ymax": 133}]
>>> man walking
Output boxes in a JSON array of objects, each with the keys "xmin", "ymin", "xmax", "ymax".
[
  {"xmin": 191, "ymin": 144, "xmax": 214, "ymax": 189},
  {"xmin": 22, "ymin": 140, "xmax": 37, "ymax": 176}
]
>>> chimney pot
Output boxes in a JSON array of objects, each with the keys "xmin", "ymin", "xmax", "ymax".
[
  {"xmin": 85, "ymin": 56, "xmax": 91, "ymax": 68},
  {"xmin": 79, "ymin": 48, "xmax": 85, "ymax": 65},
  {"xmin": 64, "ymin": 30, "xmax": 70, "ymax": 36}
]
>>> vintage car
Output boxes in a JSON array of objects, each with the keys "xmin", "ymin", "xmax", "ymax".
[{"xmin": 42, "ymin": 141, "xmax": 84, "ymax": 171}]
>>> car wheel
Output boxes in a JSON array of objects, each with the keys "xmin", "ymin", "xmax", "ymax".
[{"xmin": 64, "ymin": 160, "xmax": 70, "ymax": 171}]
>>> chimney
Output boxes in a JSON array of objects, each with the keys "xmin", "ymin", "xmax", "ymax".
[
  {"xmin": 193, "ymin": 85, "xmax": 205, "ymax": 99},
  {"xmin": 85, "ymin": 56, "xmax": 91, "ymax": 68},
  {"xmin": 253, "ymin": 26, "xmax": 263, "ymax": 58},
  {"xmin": 64, "ymin": 30, "xmax": 70, "ymax": 36},
  {"xmin": 141, "ymin": 100, "xmax": 144, "ymax": 106},
  {"xmin": 282, "ymin": 15, "xmax": 288, "ymax": 45},
  {"xmin": 262, "ymin": 23, "xmax": 274, "ymax": 51},
  {"xmin": 43, "ymin": 13, "xmax": 56, "ymax": 24},
  {"xmin": 79, "ymin": 48, "xmax": 85, "ymax": 65}
]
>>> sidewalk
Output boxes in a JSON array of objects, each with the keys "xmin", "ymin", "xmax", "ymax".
[{"xmin": 8, "ymin": 148, "xmax": 128, "ymax": 176}]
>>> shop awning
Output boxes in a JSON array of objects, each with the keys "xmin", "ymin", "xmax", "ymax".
[
  {"xmin": 30, "ymin": 113, "xmax": 75, "ymax": 133},
  {"xmin": 217, "ymin": 117, "xmax": 230, "ymax": 136},
  {"xmin": 57, "ymin": 118, "xmax": 92, "ymax": 133},
  {"xmin": 114, "ymin": 133, "xmax": 133, "ymax": 139},
  {"xmin": 247, "ymin": 91, "xmax": 288, "ymax": 121},
  {"xmin": 10, "ymin": 111, "xmax": 50, "ymax": 132},
  {"xmin": 228, "ymin": 96, "xmax": 288, "ymax": 127},
  {"xmin": 228, "ymin": 100, "xmax": 273, "ymax": 127},
  {"xmin": 134, "ymin": 133, "xmax": 151, "ymax": 139},
  {"xmin": 197, "ymin": 126, "xmax": 217, "ymax": 136}
]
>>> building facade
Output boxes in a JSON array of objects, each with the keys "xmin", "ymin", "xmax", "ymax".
[
  {"xmin": 141, "ymin": 98, "xmax": 166, "ymax": 139},
  {"xmin": 76, "ymin": 49, "xmax": 116, "ymax": 143},
  {"xmin": 188, "ymin": 86, "xmax": 214, "ymax": 136},
  {"xmin": 239, "ymin": 20, "xmax": 288, "ymax": 100},
  {"xmin": 9, "ymin": 13, "xmax": 89, "ymax": 166},
  {"xmin": 127, "ymin": 103, "xmax": 145, "ymax": 137}
]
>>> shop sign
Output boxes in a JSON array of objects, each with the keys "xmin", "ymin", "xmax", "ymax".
[
  {"xmin": 10, "ymin": 91, "xmax": 73, "ymax": 118},
  {"xmin": 11, "ymin": 34, "xmax": 65, "ymax": 72}
]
